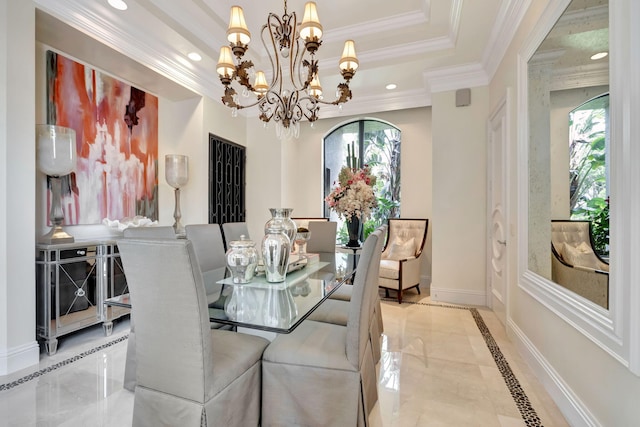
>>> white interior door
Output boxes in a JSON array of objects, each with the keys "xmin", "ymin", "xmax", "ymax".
[{"xmin": 487, "ymin": 94, "xmax": 509, "ymax": 327}]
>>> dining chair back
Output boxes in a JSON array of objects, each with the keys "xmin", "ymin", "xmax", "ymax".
[
  {"xmin": 185, "ymin": 224, "xmax": 226, "ymax": 272},
  {"xmin": 118, "ymin": 238, "xmax": 269, "ymax": 426},
  {"xmin": 123, "ymin": 226, "xmax": 176, "ymax": 239},
  {"xmin": 261, "ymin": 231, "xmax": 380, "ymax": 426},
  {"xmin": 120, "ymin": 225, "xmax": 175, "ymax": 392},
  {"xmin": 221, "ymin": 222, "xmax": 250, "ymax": 250},
  {"xmin": 309, "ymin": 226, "xmax": 385, "ymax": 364},
  {"xmin": 306, "ymin": 220, "xmax": 338, "ymax": 253},
  {"xmin": 291, "ymin": 217, "xmax": 329, "ymax": 230}
]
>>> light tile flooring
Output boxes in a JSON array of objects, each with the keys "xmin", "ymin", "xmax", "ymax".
[{"xmin": 0, "ymin": 291, "xmax": 570, "ymax": 426}]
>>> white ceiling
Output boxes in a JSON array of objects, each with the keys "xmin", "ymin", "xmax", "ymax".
[{"xmin": 34, "ymin": 0, "xmax": 528, "ymax": 118}]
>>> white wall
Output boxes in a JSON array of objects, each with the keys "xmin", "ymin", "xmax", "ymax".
[
  {"xmin": 490, "ymin": 0, "xmax": 640, "ymax": 425},
  {"xmin": 261, "ymin": 107, "xmax": 434, "ymax": 284},
  {"xmin": 0, "ymin": 5, "xmax": 249, "ymax": 374},
  {"xmin": 0, "ymin": 0, "xmax": 40, "ymax": 374},
  {"xmin": 431, "ymin": 87, "xmax": 489, "ymax": 305}
]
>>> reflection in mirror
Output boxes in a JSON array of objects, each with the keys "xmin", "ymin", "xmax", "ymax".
[{"xmin": 528, "ymin": 0, "xmax": 609, "ymax": 308}]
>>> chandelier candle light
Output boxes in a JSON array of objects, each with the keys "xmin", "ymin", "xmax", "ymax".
[
  {"xmin": 216, "ymin": 1, "xmax": 359, "ymax": 139},
  {"xmin": 36, "ymin": 125, "xmax": 77, "ymax": 244},
  {"xmin": 165, "ymin": 154, "xmax": 189, "ymax": 235}
]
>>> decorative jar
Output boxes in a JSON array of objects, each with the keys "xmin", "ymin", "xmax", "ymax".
[
  {"xmin": 264, "ymin": 208, "xmax": 297, "ymax": 246},
  {"xmin": 262, "ymin": 223, "xmax": 291, "ymax": 283},
  {"xmin": 225, "ymin": 238, "xmax": 258, "ymax": 284}
]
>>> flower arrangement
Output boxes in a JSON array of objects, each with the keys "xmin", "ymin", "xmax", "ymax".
[{"xmin": 325, "ymin": 165, "xmax": 377, "ymax": 220}]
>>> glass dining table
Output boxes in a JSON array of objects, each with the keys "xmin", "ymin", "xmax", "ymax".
[{"xmin": 104, "ymin": 252, "xmax": 358, "ymax": 335}]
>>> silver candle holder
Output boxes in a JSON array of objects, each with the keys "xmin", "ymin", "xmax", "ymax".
[
  {"xmin": 36, "ymin": 125, "xmax": 77, "ymax": 244},
  {"xmin": 165, "ymin": 154, "xmax": 189, "ymax": 235}
]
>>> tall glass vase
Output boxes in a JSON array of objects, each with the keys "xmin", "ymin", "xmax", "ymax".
[
  {"xmin": 262, "ymin": 223, "xmax": 291, "ymax": 283},
  {"xmin": 346, "ymin": 216, "xmax": 361, "ymax": 248},
  {"xmin": 264, "ymin": 208, "xmax": 297, "ymax": 245}
]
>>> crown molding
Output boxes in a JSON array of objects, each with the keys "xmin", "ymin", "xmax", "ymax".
[
  {"xmin": 550, "ymin": 62, "xmax": 609, "ymax": 91},
  {"xmin": 448, "ymin": 0, "xmax": 463, "ymax": 45},
  {"xmin": 34, "ymin": 0, "xmax": 218, "ymax": 100},
  {"xmin": 483, "ymin": 0, "xmax": 532, "ymax": 80},
  {"xmin": 424, "ymin": 62, "xmax": 490, "ymax": 93},
  {"xmin": 324, "ymin": 11, "xmax": 428, "ymax": 44},
  {"xmin": 239, "ymin": 88, "xmax": 432, "ymax": 122},
  {"xmin": 320, "ymin": 88, "xmax": 432, "ymax": 119}
]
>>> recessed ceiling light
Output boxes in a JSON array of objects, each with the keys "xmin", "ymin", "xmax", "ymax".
[
  {"xmin": 108, "ymin": 0, "xmax": 128, "ymax": 11},
  {"xmin": 187, "ymin": 52, "xmax": 202, "ymax": 62},
  {"xmin": 591, "ymin": 52, "xmax": 608, "ymax": 60},
  {"xmin": 386, "ymin": 84, "xmax": 397, "ymax": 90}
]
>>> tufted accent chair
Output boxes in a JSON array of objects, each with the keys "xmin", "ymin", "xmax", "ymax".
[
  {"xmin": 378, "ymin": 218, "xmax": 428, "ymax": 303},
  {"xmin": 550, "ymin": 220, "xmax": 609, "ymax": 308}
]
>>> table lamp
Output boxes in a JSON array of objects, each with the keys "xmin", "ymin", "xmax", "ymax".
[
  {"xmin": 36, "ymin": 124, "xmax": 77, "ymax": 244},
  {"xmin": 165, "ymin": 154, "xmax": 189, "ymax": 235}
]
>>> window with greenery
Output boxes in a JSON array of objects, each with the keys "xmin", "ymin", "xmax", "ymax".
[
  {"xmin": 569, "ymin": 93, "xmax": 609, "ymax": 255},
  {"xmin": 323, "ymin": 119, "xmax": 401, "ymax": 244}
]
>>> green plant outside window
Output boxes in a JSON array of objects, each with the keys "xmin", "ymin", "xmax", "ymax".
[
  {"xmin": 569, "ymin": 93, "xmax": 609, "ymax": 255},
  {"xmin": 323, "ymin": 120, "xmax": 401, "ymax": 244}
]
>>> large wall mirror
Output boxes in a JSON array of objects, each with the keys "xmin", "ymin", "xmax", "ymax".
[
  {"xmin": 521, "ymin": 0, "xmax": 640, "ymax": 375},
  {"xmin": 527, "ymin": 0, "xmax": 609, "ymax": 308}
]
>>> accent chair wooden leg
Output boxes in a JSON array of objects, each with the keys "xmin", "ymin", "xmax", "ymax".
[
  {"xmin": 416, "ymin": 286, "xmax": 421, "ymax": 294},
  {"xmin": 397, "ymin": 290, "xmax": 402, "ymax": 304},
  {"xmin": 385, "ymin": 289, "xmax": 389, "ymax": 298}
]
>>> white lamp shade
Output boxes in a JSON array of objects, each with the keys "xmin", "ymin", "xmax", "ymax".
[
  {"xmin": 300, "ymin": 2, "xmax": 323, "ymax": 40},
  {"xmin": 339, "ymin": 40, "xmax": 359, "ymax": 72},
  {"xmin": 227, "ymin": 6, "xmax": 251, "ymax": 45},
  {"xmin": 217, "ymin": 46, "xmax": 235, "ymax": 78},
  {"xmin": 309, "ymin": 74, "xmax": 322, "ymax": 98},
  {"xmin": 36, "ymin": 125, "xmax": 76, "ymax": 176},
  {"xmin": 165, "ymin": 154, "xmax": 189, "ymax": 188},
  {"xmin": 253, "ymin": 71, "xmax": 269, "ymax": 95}
]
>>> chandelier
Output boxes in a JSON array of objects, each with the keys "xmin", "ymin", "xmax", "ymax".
[{"xmin": 216, "ymin": 1, "xmax": 359, "ymax": 139}]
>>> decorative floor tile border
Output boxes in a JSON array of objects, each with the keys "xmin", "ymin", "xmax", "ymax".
[
  {"xmin": 0, "ymin": 335, "xmax": 129, "ymax": 392},
  {"xmin": 381, "ymin": 299, "xmax": 543, "ymax": 427}
]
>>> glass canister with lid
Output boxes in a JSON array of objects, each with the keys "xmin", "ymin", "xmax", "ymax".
[{"xmin": 225, "ymin": 237, "xmax": 259, "ymax": 284}]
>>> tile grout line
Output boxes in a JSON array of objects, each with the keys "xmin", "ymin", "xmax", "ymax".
[
  {"xmin": 381, "ymin": 298, "xmax": 544, "ymax": 427},
  {"xmin": 0, "ymin": 335, "xmax": 129, "ymax": 392}
]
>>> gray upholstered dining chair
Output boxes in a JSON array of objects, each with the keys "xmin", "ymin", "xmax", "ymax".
[
  {"xmin": 308, "ymin": 226, "xmax": 386, "ymax": 363},
  {"xmin": 185, "ymin": 224, "xmax": 226, "ymax": 272},
  {"xmin": 123, "ymin": 225, "xmax": 176, "ymax": 239},
  {"xmin": 118, "ymin": 238, "xmax": 269, "ymax": 427},
  {"xmin": 121, "ymin": 226, "xmax": 176, "ymax": 392},
  {"xmin": 291, "ymin": 217, "xmax": 329, "ymax": 230},
  {"xmin": 305, "ymin": 220, "xmax": 338, "ymax": 253},
  {"xmin": 261, "ymin": 231, "xmax": 381, "ymax": 426},
  {"xmin": 221, "ymin": 222, "xmax": 250, "ymax": 250}
]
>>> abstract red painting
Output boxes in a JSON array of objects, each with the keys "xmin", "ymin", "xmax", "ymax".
[{"xmin": 45, "ymin": 50, "xmax": 159, "ymax": 224}]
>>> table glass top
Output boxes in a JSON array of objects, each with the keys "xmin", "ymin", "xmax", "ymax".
[{"xmin": 104, "ymin": 252, "xmax": 356, "ymax": 334}]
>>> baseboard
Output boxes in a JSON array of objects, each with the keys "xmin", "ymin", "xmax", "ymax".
[
  {"xmin": 420, "ymin": 274, "xmax": 431, "ymax": 287},
  {"xmin": 430, "ymin": 286, "xmax": 486, "ymax": 306},
  {"xmin": 507, "ymin": 318, "xmax": 600, "ymax": 427},
  {"xmin": 0, "ymin": 341, "xmax": 40, "ymax": 376}
]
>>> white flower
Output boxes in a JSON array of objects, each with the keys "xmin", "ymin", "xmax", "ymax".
[{"xmin": 325, "ymin": 166, "xmax": 377, "ymax": 220}]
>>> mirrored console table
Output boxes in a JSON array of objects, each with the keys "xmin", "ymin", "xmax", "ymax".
[{"xmin": 36, "ymin": 240, "xmax": 129, "ymax": 355}]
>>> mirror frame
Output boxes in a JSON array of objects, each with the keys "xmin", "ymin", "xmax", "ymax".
[{"xmin": 517, "ymin": 0, "xmax": 640, "ymax": 374}]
